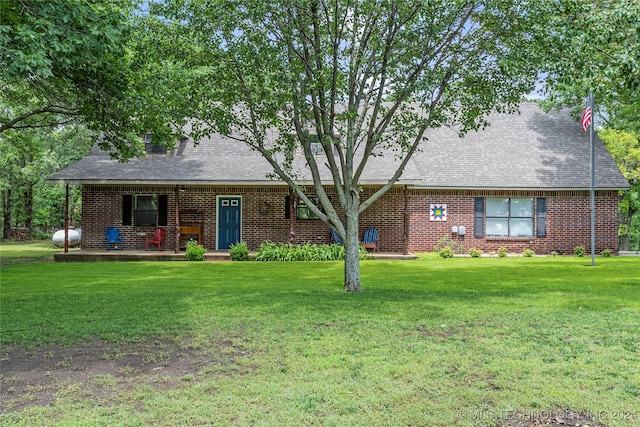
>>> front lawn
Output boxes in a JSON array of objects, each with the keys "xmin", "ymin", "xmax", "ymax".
[{"xmin": 1, "ymin": 252, "xmax": 639, "ymax": 426}]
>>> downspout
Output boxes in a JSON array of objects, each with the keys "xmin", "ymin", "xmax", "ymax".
[{"xmin": 175, "ymin": 185, "xmax": 180, "ymax": 254}]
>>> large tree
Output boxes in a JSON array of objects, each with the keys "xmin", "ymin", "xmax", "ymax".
[
  {"xmin": 142, "ymin": 0, "xmax": 548, "ymax": 291},
  {"xmin": 539, "ymin": 0, "xmax": 640, "ymax": 133},
  {"xmin": 598, "ymin": 129, "xmax": 640, "ymax": 250},
  {"xmin": 536, "ymin": 0, "xmax": 640, "ymax": 250},
  {"xmin": 0, "ymin": 125, "xmax": 94, "ymax": 238},
  {"xmin": 0, "ymin": 0, "xmax": 175, "ymax": 159}
]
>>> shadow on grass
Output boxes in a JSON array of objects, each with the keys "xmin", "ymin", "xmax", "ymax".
[{"xmin": 1, "ymin": 258, "xmax": 638, "ymax": 347}]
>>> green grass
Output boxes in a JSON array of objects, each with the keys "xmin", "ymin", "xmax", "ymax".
[
  {"xmin": 1, "ymin": 246, "xmax": 639, "ymax": 426},
  {"xmin": 0, "ymin": 240, "xmax": 79, "ymax": 266}
]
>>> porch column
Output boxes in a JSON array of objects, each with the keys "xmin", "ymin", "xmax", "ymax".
[
  {"xmin": 403, "ymin": 185, "xmax": 408, "ymax": 255},
  {"xmin": 64, "ymin": 184, "xmax": 69, "ymax": 253},
  {"xmin": 175, "ymin": 185, "xmax": 180, "ymax": 254},
  {"xmin": 289, "ymin": 188, "xmax": 295, "ymax": 243}
]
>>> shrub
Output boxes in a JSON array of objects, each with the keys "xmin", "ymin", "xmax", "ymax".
[
  {"xmin": 600, "ymin": 248, "xmax": 612, "ymax": 257},
  {"xmin": 32, "ymin": 228, "xmax": 53, "ymax": 240},
  {"xmin": 439, "ymin": 246, "xmax": 454, "ymax": 258},
  {"xmin": 522, "ymin": 248, "xmax": 535, "ymax": 257},
  {"xmin": 574, "ymin": 245, "xmax": 586, "ymax": 257},
  {"xmin": 549, "ymin": 250, "xmax": 559, "ymax": 257},
  {"xmin": 433, "ymin": 235, "xmax": 463, "ymax": 256},
  {"xmin": 185, "ymin": 239, "xmax": 206, "ymax": 261},
  {"xmin": 229, "ymin": 241, "xmax": 250, "ymax": 261},
  {"xmin": 498, "ymin": 247, "xmax": 507, "ymax": 258},
  {"xmin": 254, "ymin": 241, "xmax": 367, "ymax": 261},
  {"xmin": 469, "ymin": 248, "xmax": 483, "ymax": 258}
]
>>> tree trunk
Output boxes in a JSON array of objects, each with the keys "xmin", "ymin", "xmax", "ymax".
[
  {"xmin": 618, "ymin": 205, "xmax": 631, "ymax": 251},
  {"xmin": 343, "ymin": 202, "xmax": 361, "ymax": 292},
  {"xmin": 2, "ymin": 188, "xmax": 12, "ymax": 240},
  {"xmin": 24, "ymin": 186, "xmax": 33, "ymax": 239}
]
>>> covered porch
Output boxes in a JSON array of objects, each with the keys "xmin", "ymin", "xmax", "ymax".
[{"xmin": 53, "ymin": 249, "xmax": 417, "ymax": 262}]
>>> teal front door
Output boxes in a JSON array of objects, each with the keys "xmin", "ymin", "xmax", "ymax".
[{"xmin": 217, "ymin": 196, "xmax": 241, "ymax": 249}]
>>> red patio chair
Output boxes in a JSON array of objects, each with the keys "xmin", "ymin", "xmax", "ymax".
[{"xmin": 145, "ymin": 228, "xmax": 166, "ymax": 251}]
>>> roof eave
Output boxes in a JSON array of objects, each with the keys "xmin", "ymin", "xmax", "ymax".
[
  {"xmin": 407, "ymin": 185, "xmax": 630, "ymax": 191},
  {"xmin": 46, "ymin": 178, "xmax": 423, "ymax": 186}
]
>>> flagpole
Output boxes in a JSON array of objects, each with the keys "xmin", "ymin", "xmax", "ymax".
[{"xmin": 589, "ymin": 93, "xmax": 595, "ymax": 266}]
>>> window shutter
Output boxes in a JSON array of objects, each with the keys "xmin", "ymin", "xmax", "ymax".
[
  {"xmin": 536, "ymin": 197, "xmax": 546, "ymax": 238},
  {"xmin": 474, "ymin": 197, "xmax": 484, "ymax": 238},
  {"xmin": 122, "ymin": 195, "xmax": 132, "ymax": 225},
  {"xmin": 158, "ymin": 195, "xmax": 168, "ymax": 226},
  {"xmin": 285, "ymin": 196, "xmax": 291, "ymax": 219}
]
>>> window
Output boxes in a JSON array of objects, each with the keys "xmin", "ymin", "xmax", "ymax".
[
  {"xmin": 307, "ymin": 133, "xmax": 339, "ymax": 157},
  {"xmin": 144, "ymin": 133, "xmax": 167, "ymax": 154},
  {"xmin": 123, "ymin": 194, "xmax": 168, "ymax": 227},
  {"xmin": 285, "ymin": 195, "xmax": 325, "ymax": 220},
  {"xmin": 297, "ymin": 195, "xmax": 324, "ymax": 220},
  {"xmin": 135, "ymin": 195, "xmax": 157, "ymax": 226},
  {"xmin": 486, "ymin": 198, "xmax": 533, "ymax": 237}
]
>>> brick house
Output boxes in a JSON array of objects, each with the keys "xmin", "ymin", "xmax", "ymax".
[{"xmin": 48, "ymin": 103, "xmax": 629, "ymax": 254}]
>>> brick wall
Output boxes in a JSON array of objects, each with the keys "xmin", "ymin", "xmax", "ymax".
[
  {"xmin": 81, "ymin": 185, "xmax": 619, "ymax": 254},
  {"xmin": 406, "ymin": 189, "xmax": 620, "ymax": 254}
]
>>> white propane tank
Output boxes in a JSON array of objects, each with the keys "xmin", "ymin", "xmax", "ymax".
[{"xmin": 52, "ymin": 229, "xmax": 81, "ymax": 248}]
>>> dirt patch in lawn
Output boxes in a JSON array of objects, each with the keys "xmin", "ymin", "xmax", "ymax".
[
  {"xmin": 497, "ymin": 408, "xmax": 607, "ymax": 426},
  {"xmin": 0, "ymin": 337, "xmax": 254, "ymax": 413}
]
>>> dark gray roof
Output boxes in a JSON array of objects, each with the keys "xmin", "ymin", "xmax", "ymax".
[{"xmin": 48, "ymin": 102, "xmax": 629, "ymax": 190}]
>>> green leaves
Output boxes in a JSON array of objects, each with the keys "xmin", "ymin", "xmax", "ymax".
[{"xmin": 540, "ymin": 0, "xmax": 640, "ymax": 133}]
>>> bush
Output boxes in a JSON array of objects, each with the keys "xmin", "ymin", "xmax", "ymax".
[
  {"xmin": 433, "ymin": 235, "xmax": 463, "ymax": 256},
  {"xmin": 574, "ymin": 245, "xmax": 586, "ymax": 257},
  {"xmin": 549, "ymin": 250, "xmax": 560, "ymax": 257},
  {"xmin": 229, "ymin": 241, "xmax": 250, "ymax": 261},
  {"xmin": 522, "ymin": 248, "xmax": 535, "ymax": 257},
  {"xmin": 31, "ymin": 228, "xmax": 53, "ymax": 240},
  {"xmin": 439, "ymin": 246, "xmax": 454, "ymax": 258},
  {"xmin": 600, "ymin": 248, "xmax": 612, "ymax": 257},
  {"xmin": 254, "ymin": 241, "xmax": 367, "ymax": 261},
  {"xmin": 185, "ymin": 239, "xmax": 206, "ymax": 261},
  {"xmin": 469, "ymin": 248, "xmax": 483, "ymax": 258},
  {"xmin": 497, "ymin": 247, "xmax": 507, "ymax": 258}
]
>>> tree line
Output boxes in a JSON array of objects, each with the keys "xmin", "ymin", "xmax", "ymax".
[{"xmin": 1, "ymin": 0, "xmax": 638, "ymax": 288}]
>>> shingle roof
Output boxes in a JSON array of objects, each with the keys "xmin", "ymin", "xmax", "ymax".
[
  {"xmin": 412, "ymin": 103, "xmax": 629, "ymax": 189},
  {"xmin": 48, "ymin": 102, "xmax": 629, "ymax": 190}
]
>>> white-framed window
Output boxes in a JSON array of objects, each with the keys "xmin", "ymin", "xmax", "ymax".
[{"xmin": 486, "ymin": 198, "xmax": 533, "ymax": 237}]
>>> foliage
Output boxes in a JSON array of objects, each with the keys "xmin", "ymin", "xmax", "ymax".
[
  {"xmin": 0, "ymin": 124, "xmax": 93, "ymax": 238},
  {"xmin": 438, "ymin": 246, "xmax": 454, "ymax": 259},
  {"xmin": 254, "ymin": 241, "xmax": 366, "ymax": 262},
  {"xmin": 574, "ymin": 245, "xmax": 586, "ymax": 257},
  {"xmin": 228, "ymin": 241, "xmax": 250, "ymax": 261},
  {"xmin": 498, "ymin": 247, "xmax": 508, "ymax": 258},
  {"xmin": 185, "ymin": 239, "xmax": 206, "ymax": 261},
  {"xmin": 539, "ymin": 0, "xmax": 640, "ymax": 135},
  {"xmin": 599, "ymin": 129, "xmax": 640, "ymax": 251},
  {"xmin": 601, "ymin": 249, "xmax": 612, "ymax": 257},
  {"xmin": 0, "ymin": 0, "xmax": 164, "ymax": 158},
  {"xmin": 469, "ymin": 248, "xmax": 483, "ymax": 258},
  {"xmin": 522, "ymin": 248, "xmax": 535, "ymax": 257},
  {"xmin": 140, "ymin": 0, "xmax": 552, "ymax": 291},
  {"xmin": 433, "ymin": 235, "xmax": 464, "ymax": 256},
  {"xmin": 550, "ymin": 250, "xmax": 560, "ymax": 257},
  {"xmin": 1, "ymin": 252, "xmax": 639, "ymax": 424}
]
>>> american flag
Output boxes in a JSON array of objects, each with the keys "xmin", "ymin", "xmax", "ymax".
[{"xmin": 581, "ymin": 99, "xmax": 592, "ymax": 132}]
